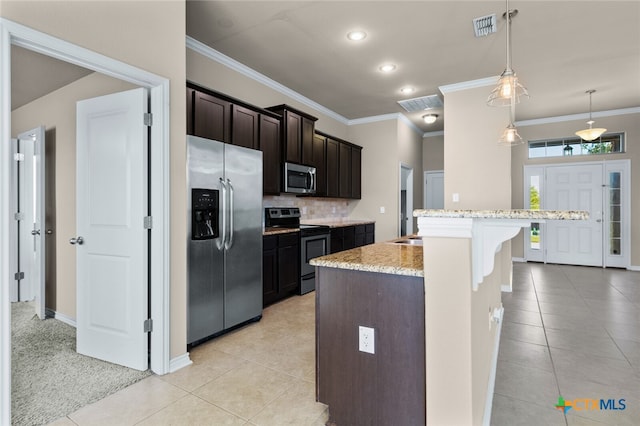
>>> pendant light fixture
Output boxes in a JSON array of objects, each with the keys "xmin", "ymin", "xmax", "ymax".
[
  {"xmin": 487, "ymin": 0, "xmax": 528, "ymax": 107},
  {"xmin": 498, "ymin": 95, "xmax": 523, "ymax": 146},
  {"xmin": 575, "ymin": 89, "xmax": 606, "ymax": 141}
]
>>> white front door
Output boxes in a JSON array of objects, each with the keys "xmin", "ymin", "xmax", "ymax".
[
  {"xmin": 75, "ymin": 88, "xmax": 149, "ymax": 371},
  {"xmin": 546, "ymin": 164, "xmax": 603, "ymax": 266},
  {"xmin": 10, "ymin": 127, "xmax": 46, "ymax": 318}
]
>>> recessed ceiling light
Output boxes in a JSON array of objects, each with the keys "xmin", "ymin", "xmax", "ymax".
[
  {"xmin": 347, "ymin": 30, "xmax": 367, "ymax": 41},
  {"xmin": 400, "ymin": 86, "xmax": 415, "ymax": 94},
  {"xmin": 379, "ymin": 64, "xmax": 397, "ymax": 73}
]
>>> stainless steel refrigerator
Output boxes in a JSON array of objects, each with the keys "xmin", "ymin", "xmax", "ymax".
[{"xmin": 187, "ymin": 135, "xmax": 263, "ymax": 345}]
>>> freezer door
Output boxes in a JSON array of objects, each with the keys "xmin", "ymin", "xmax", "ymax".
[
  {"xmin": 223, "ymin": 143, "xmax": 263, "ymax": 328},
  {"xmin": 187, "ymin": 136, "xmax": 225, "ymax": 343}
]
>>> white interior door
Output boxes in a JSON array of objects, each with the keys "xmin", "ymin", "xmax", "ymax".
[
  {"xmin": 76, "ymin": 88, "xmax": 149, "ymax": 371},
  {"xmin": 10, "ymin": 128, "xmax": 46, "ymax": 318},
  {"xmin": 546, "ymin": 164, "xmax": 603, "ymax": 266},
  {"xmin": 425, "ymin": 171, "xmax": 444, "ymax": 209}
]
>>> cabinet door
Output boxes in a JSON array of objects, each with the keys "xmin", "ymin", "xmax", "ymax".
[
  {"xmin": 186, "ymin": 87, "xmax": 194, "ymax": 136},
  {"xmin": 260, "ymin": 115, "xmax": 281, "ymax": 195},
  {"xmin": 326, "ymin": 138, "xmax": 339, "ymax": 198},
  {"xmin": 354, "ymin": 225, "xmax": 366, "ymax": 247},
  {"xmin": 365, "ymin": 223, "xmax": 375, "ymax": 245},
  {"xmin": 330, "ymin": 228, "xmax": 344, "ymax": 254},
  {"xmin": 351, "ymin": 147, "xmax": 362, "ymax": 199},
  {"xmin": 285, "ymin": 111, "xmax": 302, "ymax": 163},
  {"xmin": 312, "ymin": 134, "xmax": 327, "ymax": 196},
  {"xmin": 232, "ymin": 105, "xmax": 259, "ymax": 150},
  {"xmin": 343, "ymin": 226, "xmax": 356, "ymax": 250},
  {"xmin": 262, "ymin": 236, "xmax": 278, "ymax": 307},
  {"xmin": 301, "ymin": 117, "xmax": 315, "ymax": 163},
  {"xmin": 193, "ymin": 91, "xmax": 231, "ymax": 143},
  {"xmin": 339, "ymin": 143, "xmax": 352, "ymax": 198},
  {"xmin": 278, "ymin": 243, "xmax": 300, "ymax": 293}
]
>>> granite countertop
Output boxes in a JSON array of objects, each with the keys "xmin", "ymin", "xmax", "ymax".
[
  {"xmin": 413, "ymin": 209, "xmax": 589, "ymax": 220},
  {"xmin": 263, "ymin": 227, "xmax": 300, "ymax": 236},
  {"xmin": 301, "ymin": 218, "xmax": 375, "ymax": 228},
  {"xmin": 310, "ymin": 242, "xmax": 423, "ymax": 277}
]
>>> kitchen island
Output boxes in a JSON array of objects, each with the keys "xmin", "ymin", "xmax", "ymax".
[
  {"xmin": 312, "ymin": 209, "xmax": 587, "ymax": 426},
  {"xmin": 311, "ymin": 241, "xmax": 426, "ymax": 426}
]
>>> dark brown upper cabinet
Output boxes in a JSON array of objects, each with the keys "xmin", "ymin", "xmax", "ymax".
[
  {"xmin": 193, "ymin": 90, "xmax": 231, "ymax": 143},
  {"xmin": 326, "ymin": 138, "xmax": 340, "ymax": 198},
  {"xmin": 231, "ymin": 105, "xmax": 259, "ymax": 150},
  {"xmin": 351, "ymin": 146, "xmax": 362, "ymax": 199},
  {"xmin": 338, "ymin": 142, "xmax": 352, "ymax": 198},
  {"xmin": 307, "ymin": 134, "xmax": 327, "ymax": 197},
  {"xmin": 260, "ymin": 114, "xmax": 281, "ymax": 195},
  {"xmin": 266, "ymin": 105, "xmax": 318, "ymax": 165}
]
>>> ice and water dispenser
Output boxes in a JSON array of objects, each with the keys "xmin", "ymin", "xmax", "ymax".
[{"xmin": 191, "ymin": 188, "xmax": 219, "ymax": 240}]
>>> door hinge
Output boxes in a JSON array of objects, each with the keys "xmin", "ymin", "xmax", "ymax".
[
  {"xmin": 14, "ymin": 212, "xmax": 24, "ymax": 221},
  {"xmin": 14, "ymin": 272, "xmax": 24, "ymax": 280},
  {"xmin": 14, "ymin": 153, "xmax": 24, "ymax": 162},
  {"xmin": 144, "ymin": 216, "xmax": 153, "ymax": 229},
  {"xmin": 143, "ymin": 318, "xmax": 153, "ymax": 333},
  {"xmin": 143, "ymin": 113, "xmax": 153, "ymax": 127}
]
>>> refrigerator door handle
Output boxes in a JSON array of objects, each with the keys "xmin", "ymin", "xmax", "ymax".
[
  {"xmin": 225, "ymin": 178, "xmax": 235, "ymax": 250},
  {"xmin": 217, "ymin": 177, "xmax": 227, "ymax": 250}
]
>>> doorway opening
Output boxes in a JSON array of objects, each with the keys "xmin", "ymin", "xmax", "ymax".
[
  {"xmin": 523, "ymin": 160, "xmax": 630, "ymax": 268},
  {"xmin": 399, "ymin": 164, "xmax": 414, "ymax": 237},
  {"xmin": 1, "ymin": 18, "xmax": 171, "ymax": 424}
]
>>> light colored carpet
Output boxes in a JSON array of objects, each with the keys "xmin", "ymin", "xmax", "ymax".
[{"xmin": 11, "ymin": 302, "xmax": 151, "ymax": 426}]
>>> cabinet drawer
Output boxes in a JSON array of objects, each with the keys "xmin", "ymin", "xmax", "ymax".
[
  {"xmin": 278, "ymin": 233, "xmax": 300, "ymax": 247},
  {"xmin": 365, "ymin": 224, "xmax": 374, "ymax": 233},
  {"xmin": 263, "ymin": 235, "xmax": 277, "ymax": 250},
  {"xmin": 354, "ymin": 224, "xmax": 366, "ymax": 235}
]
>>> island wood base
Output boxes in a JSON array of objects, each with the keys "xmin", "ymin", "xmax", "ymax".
[{"xmin": 315, "ymin": 267, "xmax": 425, "ymax": 425}]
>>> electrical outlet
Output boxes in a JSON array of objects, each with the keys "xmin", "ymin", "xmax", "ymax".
[
  {"xmin": 452, "ymin": 193, "xmax": 460, "ymax": 203},
  {"xmin": 359, "ymin": 326, "xmax": 375, "ymax": 354}
]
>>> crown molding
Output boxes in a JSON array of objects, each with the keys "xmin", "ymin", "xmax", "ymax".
[
  {"xmin": 187, "ymin": 36, "xmax": 428, "ymax": 137},
  {"xmin": 186, "ymin": 36, "xmax": 348, "ymax": 125},
  {"xmin": 423, "ymin": 130, "xmax": 445, "ymax": 138},
  {"xmin": 516, "ymin": 107, "xmax": 640, "ymax": 127},
  {"xmin": 439, "ymin": 76, "xmax": 498, "ymax": 94}
]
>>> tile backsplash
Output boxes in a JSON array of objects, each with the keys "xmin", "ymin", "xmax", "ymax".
[{"xmin": 263, "ymin": 195, "xmax": 351, "ymax": 220}]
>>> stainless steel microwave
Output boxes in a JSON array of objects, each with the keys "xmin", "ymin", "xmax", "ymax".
[{"xmin": 283, "ymin": 162, "xmax": 316, "ymax": 194}]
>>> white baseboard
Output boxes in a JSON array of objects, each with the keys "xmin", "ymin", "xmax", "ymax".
[
  {"xmin": 501, "ymin": 285, "xmax": 512, "ymax": 293},
  {"xmin": 169, "ymin": 353, "xmax": 192, "ymax": 373},
  {"xmin": 511, "ymin": 257, "xmax": 526, "ymax": 263},
  {"xmin": 483, "ymin": 306, "xmax": 504, "ymax": 426},
  {"xmin": 46, "ymin": 309, "xmax": 77, "ymax": 327},
  {"xmin": 627, "ymin": 265, "xmax": 640, "ymax": 272}
]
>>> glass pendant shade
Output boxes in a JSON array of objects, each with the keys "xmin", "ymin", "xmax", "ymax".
[
  {"xmin": 487, "ymin": 69, "xmax": 529, "ymax": 107},
  {"xmin": 498, "ymin": 123, "xmax": 523, "ymax": 146},
  {"xmin": 575, "ymin": 90, "xmax": 606, "ymax": 141}
]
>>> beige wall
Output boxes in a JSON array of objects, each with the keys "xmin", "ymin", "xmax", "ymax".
[
  {"xmin": 11, "ymin": 72, "xmax": 137, "ymax": 318},
  {"xmin": 347, "ymin": 120, "xmax": 399, "ymax": 241},
  {"xmin": 443, "ymin": 85, "xmax": 511, "ymax": 210},
  {"xmin": 2, "ymin": 0, "xmax": 188, "ymax": 359},
  {"xmin": 423, "ymin": 134, "xmax": 444, "ymax": 172},
  {"xmin": 510, "ymin": 112, "xmax": 640, "ymax": 265}
]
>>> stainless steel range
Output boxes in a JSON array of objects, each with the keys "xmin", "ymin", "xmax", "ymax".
[{"xmin": 265, "ymin": 207, "xmax": 331, "ymax": 294}]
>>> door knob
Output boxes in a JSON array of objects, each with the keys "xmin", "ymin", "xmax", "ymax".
[
  {"xmin": 69, "ymin": 236, "xmax": 84, "ymax": 245},
  {"xmin": 31, "ymin": 229, "xmax": 41, "ymax": 235}
]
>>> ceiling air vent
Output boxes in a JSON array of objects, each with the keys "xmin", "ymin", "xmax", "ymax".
[
  {"xmin": 473, "ymin": 13, "xmax": 497, "ymax": 37},
  {"xmin": 397, "ymin": 95, "xmax": 443, "ymax": 113}
]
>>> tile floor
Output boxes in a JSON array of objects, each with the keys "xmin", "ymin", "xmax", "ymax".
[
  {"xmin": 492, "ymin": 263, "xmax": 640, "ymax": 426},
  {"xmin": 49, "ymin": 294, "xmax": 328, "ymax": 426},
  {"xmin": 48, "ymin": 263, "xmax": 640, "ymax": 425}
]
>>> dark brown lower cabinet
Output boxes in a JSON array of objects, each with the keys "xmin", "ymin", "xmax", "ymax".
[
  {"xmin": 316, "ymin": 267, "xmax": 425, "ymax": 425},
  {"xmin": 330, "ymin": 223, "xmax": 375, "ymax": 254},
  {"xmin": 263, "ymin": 233, "xmax": 300, "ymax": 307}
]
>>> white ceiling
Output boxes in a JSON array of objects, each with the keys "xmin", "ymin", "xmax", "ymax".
[
  {"xmin": 186, "ymin": 0, "xmax": 640, "ymax": 132},
  {"xmin": 11, "ymin": 1, "xmax": 640, "ymax": 135}
]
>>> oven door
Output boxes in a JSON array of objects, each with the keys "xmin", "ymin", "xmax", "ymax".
[{"xmin": 300, "ymin": 233, "xmax": 330, "ymax": 294}]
